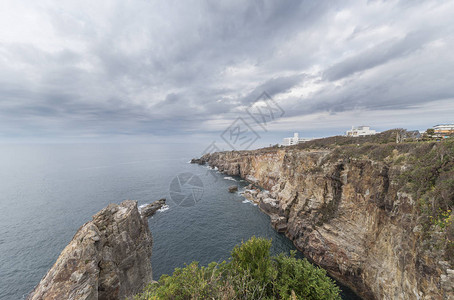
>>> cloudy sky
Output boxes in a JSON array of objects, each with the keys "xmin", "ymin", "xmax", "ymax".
[{"xmin": 1, "ymin": 0, "xmax": 454, "ymax": 146}]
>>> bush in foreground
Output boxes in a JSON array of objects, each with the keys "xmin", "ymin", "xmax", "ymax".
[{"xmin": 134, "ymin": 237, "xmax": 341, "ymax": 300}]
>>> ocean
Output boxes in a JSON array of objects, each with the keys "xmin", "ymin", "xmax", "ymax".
[{"xmin": 0, "ymin": 143, "xmax": 359, "ymax": 299}]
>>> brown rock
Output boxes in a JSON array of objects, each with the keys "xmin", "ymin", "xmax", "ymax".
[
  {"xmin": 28, "ymin": 200, "xmax": 153, "ymax": 300},
  {"xmin": 197, "ymin": 148, "xmax": 454, "ymax": 300},
  {"xmin": 228, "ymin": 185, "xmax": 238, "ymax": 193},
  {"xmin": 259, "ymin": 197, "xmax": 279, "ymax": 215},
  {"xmin": 140, "ymin": 198, "xmax": 166, "ymax": 218},
  {"xmin": 270, "ymin": 214, "xmax": 287, "ymax": 232}
]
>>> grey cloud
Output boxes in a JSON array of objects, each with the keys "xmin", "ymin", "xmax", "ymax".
[
  {"xmin": 301, "ymin": 48, "xmax": 454, "ymax": 116},
  {"xmin": 242, "ymin": 74, "xmax": 306, "ymax": 104},
  {"xmin": 323, "ymin": 29, "xmax": 436, "ymax": 81},
  {"xmin": 0, "ymin": 0, "xmax": 453, "ymax": 140}
]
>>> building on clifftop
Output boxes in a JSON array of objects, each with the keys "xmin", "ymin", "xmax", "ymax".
[
  {"xmin": 433, "ymin": 124, "xmax": 454, "ymax": 137},
  {"xmin": 346, "ymin": 126, "xmax": 377, "ymax": 137},
  {"xmin": 282, "ymin": 133, "xmax": 312, "ymax": 146}
]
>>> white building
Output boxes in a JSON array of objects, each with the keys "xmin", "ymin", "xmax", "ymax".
[
  {"xmin": 282, "ymin": 133, "xmax": 311, "ymax": 146},
  {"xmin": 433, "ymin": 124, "xmax": 454, "ymax": 136},
  {"xmin": 346, "ymin": 126, "xmax": 377, "ymax": 137}
]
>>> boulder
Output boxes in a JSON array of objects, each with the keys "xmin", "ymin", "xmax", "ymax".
[{"xmin": 228, "ymin": 185, "xmax": 238, "ymax": 193}]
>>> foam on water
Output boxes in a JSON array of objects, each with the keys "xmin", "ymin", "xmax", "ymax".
[{"xmin": 157, "ymin": 205, "xmax": 170, "ymax": 212}]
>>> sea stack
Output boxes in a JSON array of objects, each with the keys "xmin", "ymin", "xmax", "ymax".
[{"xmin": 28, "ymin": 200, "xmax": 154, "ymax": 300}]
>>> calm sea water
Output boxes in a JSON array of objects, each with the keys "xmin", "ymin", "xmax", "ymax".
[{"xmin": 0, "ymin": 143, "xmax": 360, "ymax": 299}]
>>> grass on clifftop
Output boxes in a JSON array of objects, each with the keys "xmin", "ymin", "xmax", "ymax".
[{"xmin": 134, "ymin": 237, "xmax": 341, "ymax": 300}]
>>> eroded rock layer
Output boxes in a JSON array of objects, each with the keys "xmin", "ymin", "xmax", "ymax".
[
  {"xmin": 28, "ymin": 200, "xmax": 153, "ymax": 300},
  {"xmin": 197, "ymin": 149, "xmax": 454, "ymax": 300}
]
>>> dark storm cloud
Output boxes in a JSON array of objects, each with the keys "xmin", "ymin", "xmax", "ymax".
[{"xmin": 0, "ymin": 0, "xmax": 453, "ymax": 140}]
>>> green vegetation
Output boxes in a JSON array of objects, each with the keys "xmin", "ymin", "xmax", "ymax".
[
  {"xmin": 134, "ymin": 237, "xmax": 341, "ymax": 300},
  {"xmin": 398, "ymin": 140, "xmax": 454, "ymax": 262},
  {"xmin": 293, "ymin": 129, "xmax": 415, "ymax": 150}
]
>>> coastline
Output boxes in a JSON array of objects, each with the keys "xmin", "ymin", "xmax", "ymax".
[
  {"xmin": 192, "ymin": 146, "xmax": 454, "ymax": 300},
  {"xmin": 196, "ymin": 163, "xmax": 364, "ymax": 299}
]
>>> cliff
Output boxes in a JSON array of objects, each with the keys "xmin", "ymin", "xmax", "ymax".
[
  {"xmin": 28, "ymin": 200, "xmax": 161, "ymax": 300},
  {"xmin": 195, "ymin": 142, "xmax": 454, "ymax": 300}
]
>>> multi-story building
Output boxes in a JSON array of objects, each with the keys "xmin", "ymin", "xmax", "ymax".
[
  {"xmin": 346, "ymin": 126, "xmax": 377, "ymax": 137},
  {"xmin": 282, "ymin": 133, "xmax": 311, "ymax": 146}
]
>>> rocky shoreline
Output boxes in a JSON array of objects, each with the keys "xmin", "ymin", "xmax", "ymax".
[
  {"xmin": 28, "ymin": 199, "xmax": 165, "ymax": 300},
  {"xmin": 192, "ymin": 149, "xmax": 454, "ymax": 300},
  {"xmin": 241, "ymin": 184, "xmax": 288, "ymax": 233}
]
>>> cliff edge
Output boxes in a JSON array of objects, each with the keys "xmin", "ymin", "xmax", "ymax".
[
  {"xmin": 28, "ymin": 200, "xmax": 156, "ymax": 300},
  {"xmin": 195, "ymin": 141, "xmax": 454, "ymax": 300}
]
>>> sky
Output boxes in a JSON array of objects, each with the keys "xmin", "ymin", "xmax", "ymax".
[{"xmin": 1, "ymin": 0, "xmax": 454, "ymax": 147}]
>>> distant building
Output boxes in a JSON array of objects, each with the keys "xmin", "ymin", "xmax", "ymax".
[
  {"xmin": 282, "ymin": 133, "xmax": 311, "ymax": 146},
  {"xmin": 346, "ymin": 126, "xmax": 377, "ymax": 137},
  {"xmin": 433, "ymin": 124, "xmax": 454, "ymax": 136}
]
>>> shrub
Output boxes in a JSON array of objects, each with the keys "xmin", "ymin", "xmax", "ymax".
[
  {"xmin": 230, "ymin": 237, "xmax": 275, "ymax": 286},
  {"xmin": 274, "ymin": 251, "xmax": 341, "ymax": 300},
  {"xmin": 134, "ymin": 237, "xmax": 341, "ymax": 300}
]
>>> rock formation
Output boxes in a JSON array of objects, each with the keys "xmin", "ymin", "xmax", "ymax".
[
  {"xmin": 28, "ymin": 200, "xmax": 154, "ymax": 300},
  {"xmin": 140, "ymin": 198, "xmax": 166, "ymax": 218},
  {"xmin": 228, "ymin": 185, "xmax": 238, "ymax": 193},
  {"xmin": 194, "ymin": 148, "xmax": 454, "ymax": 300},
  {"xmin": 190, "ymin": 157, "xmax": 206, "ymax": 165}
]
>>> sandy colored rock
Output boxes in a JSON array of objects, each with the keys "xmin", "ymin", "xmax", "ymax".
[
  {"xmin": 28, "ymin": 200, "xmax": 153, "ymax": 300},
  {"xmin": 202, "ymin": 149, "xmax": 454, "ymax": 300}
]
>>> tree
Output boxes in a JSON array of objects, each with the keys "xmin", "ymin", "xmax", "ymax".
[{"xmin": 426, "ymin": 128, "xmax": 435, "ymax": 136}]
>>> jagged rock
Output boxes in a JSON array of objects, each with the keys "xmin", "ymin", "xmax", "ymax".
[
  {"xmin": 140, "ymin": 198, "xmax": 166, "ymax": 218},
  {"xmin": 228, "ymin": 185, "xmax": 238, "ymax": 193},
  {"xmin": 28, "ymin": 200, "xmax": 153, "ymax": 300},
  {"xmin": 242, "ymin": 188, "xmax": 259, "ymax": 202},
  {"xmin": 270, "ymin": 214, "xmax": 287, "ymax": 232},
  {"xmin": 190, "ymin": 158, "xmax": 206, "ymax": 165},
  {"xmin": 199, "ymin": 149, "xmax": 454, "ymax": 300},
  {"xmin": 246, "ymin": 175, "xmax": 258, "ymax": 183},
  {"xmin": 259, "ymin": 197, "xmax": 279, "ymax": 215}
]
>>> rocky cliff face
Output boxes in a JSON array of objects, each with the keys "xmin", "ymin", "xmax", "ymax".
[
  {"xmin": 28, "ymin": 200, "xmax": 154, "ymax": 300},
  {"xmin": 197, "ymin": 149, "xmax": 454, "ymax": 300}
]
